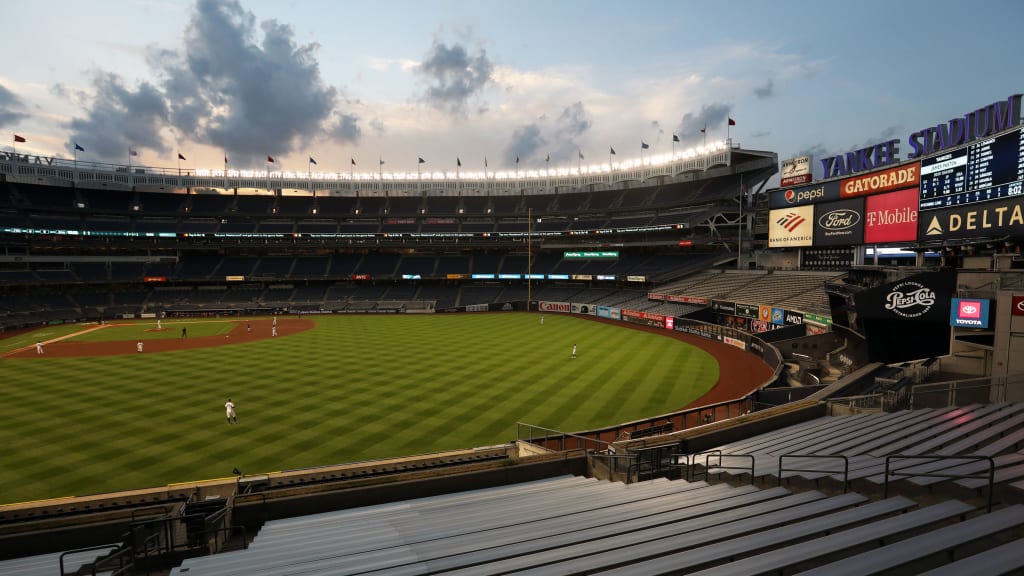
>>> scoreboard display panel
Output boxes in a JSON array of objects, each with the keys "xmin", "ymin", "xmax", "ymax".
[{"xmin": 919, "ymin": 126, "xmax": 1024, "ymax": 211}]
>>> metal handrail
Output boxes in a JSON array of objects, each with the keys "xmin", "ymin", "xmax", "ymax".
[
  {"xmin": 589, "ymin": 452, "xmax": 639, "ymax": 484},
  {"xmin": 684, "ymin": 450, "xmax": 722, "ymax": 482},
  {"xmin": 706, "ymin": 453, "xmax": 756, "ymax": 484},
  {"xmin": 778, "ymin": 454, "xmax": 849, "ymax": 492},
  {"xmin": 59, "ymin": 543, "xmax": 121, "ymax": 576},
  {"xmin": 883, "ymin": 455, "xmax": 996, "ymax": 512}
]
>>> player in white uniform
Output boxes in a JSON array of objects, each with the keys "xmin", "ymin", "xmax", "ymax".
[
  {"xmin": 157, "ymin": 319, "xmax": 162, "ymax": 330},
  {"xmin": 272, "ymin": 325, "xmax": 278, "ymax": 337},
  {"xmin": 572, "ymin": 344, "xmax": 577, "ymax": 359},
  {"xmin": 540, "ymin": 315, "xmax": 544, "ymax": 325},
  {"xmin": 137, "ymin": 340, "xmax": 144, "ymax": 353},
  {"xmin": 36, "ymin": 341, "xmax": 44, "ymax": 355},
  {"xmin": 225, "ymin": 399, "xmax": 237, "ymax": 424}
]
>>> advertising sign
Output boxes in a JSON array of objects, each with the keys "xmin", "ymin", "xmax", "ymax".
[
  {"xmin": 813, "ymin": 197, "xmax": 865, "ymax": 246},
  {"xmin": 712, "ymin": 300, "xmax": 736, "ymax": 315},
  {"xmin": 950, "ymin": 298, "xmax": 991, "ymax": 328},
  {"xmin": 769, "ymin": 181, "xmax": 840, "ymax": 209},
  {"xmin": 735, "ymin": 303, "xmax": 759, "ymax": 319},
  {"xmin": 539, "ymin": 301, "xmax": 570, "ymax": 313},
  {"xmin": 919, "ymin": 195, "xmax": 1024, "ymax": 241},
  {"xmin": 667, "ymin": 294, "xmax": 708, "ymax": 305},
  {"xmin": 1012, "ymin": 295, "xmax": 1024, "ymax": 316},
  {"xmin": 864, "ymin": 188, "xmax": 919, "ymax": 243},
  {"xmin": 759, "ymin": 305, "xmax": 772, "ymax": 323},
  {"xmin": 840, "ymin": 163, "xmax": 920, "ymax": 198},
  {"xmin": 571, "ymin": 303, "xmax": 598, "ymax": 315},
  {"xmin": 854, "ymin": 271, "xmax": 954, "ymax": 324},
  {"xmin": 781, "ymin": 155, "xmax": 812, "ymax": 187},
  {"xmin": 768, "ymin": 205, "xmax": 815, "ymax": 248},
  {"xmin": 771, "ymin": 307, "xmax": 786, "ymax": 326}
]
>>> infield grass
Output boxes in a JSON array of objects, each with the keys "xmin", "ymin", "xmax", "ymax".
[{"xmin": 0, "ymin": 313, "xmax": 719, "ymax": 504}]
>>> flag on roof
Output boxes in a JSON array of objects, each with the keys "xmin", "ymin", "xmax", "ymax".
[
  {"xmin": 457, "ymin": 157, "xmax": 462, "ymax": 167},
  {"xmin": 641, "ymin": 141, "xmax": 649, "ymax": 149},
  {"xmin": 224, "ymin": 154, "xmax": 228, "ymax": 164},
  {"xmin": 418, "ymin": 157, "xmax": 425, "ymax": 164},
  {"xmin": 379, "ymin": 157, "xmax": 385, "ymax": 165},
  {"xmin": 74, "ymin": 142, "xmax": 85, "ymax": 152},
  {"xmin": 672, "ymin": 134, "xmax": 680, "ymax": 142},
  {"xmin": 484, "ymin": 156, "xmax": 488, "ymax": 167},
  {"xmin": 515, "ymin": 155, "xmax": 519, "ymax": 164},
  {"xmin": 13, "ymin": 134, "xmax": 25, "ymax": 143},
  {"xmin": 578, "ymin": 150, "xmax": 584, "ymax": 160},
  {"xmin": 178, "ymin": 152, "xmax": 186, "ymax": 161},
  {"xmin": 351, "ymin": 158, "xmax": 356, "ymax": 166},
  {"xmin": 699, "ymin": 126, "xmax": 706, "ymax": 134},
  {"xmin": 267, "ymin": 155, "xmax": 275, "ymax": 163},
  {"xmin": 309, "ymin": 156, "xmax": 317, "ymax": 165},
  {"xmin": 609, "ymin": 146, "xmax": 616, "ymax": 155},
  {"xmin": 545, "ymin": 153, "xmax": 550, "ymax": 162},
  {"xmin": 728, "ymin": 117, "xmax": 736, "ymax": 126},
  {"xmin": 130, "ymin": 148, "xmax": 139, "ymax": 156}
]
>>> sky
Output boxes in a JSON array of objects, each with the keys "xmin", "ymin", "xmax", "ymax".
[{"xmin": 3, "ymin": 0, "xmax": 1023, "ymax": 183}]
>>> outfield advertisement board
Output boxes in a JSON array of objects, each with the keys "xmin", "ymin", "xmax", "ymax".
[
  {"xmin": 769, "ymin": 181, "xmax": 840, "ymax": 209},
  {"xmin": 918, "ymin": 194, "xmax": 1024, "ymax": 240},
  {"xmin": 813, "ymin": 198, "xmax": 865, "ymax": 246},
  {"xmin": 950, "ymin": 298, "xmax": 991, "ymax": 328},
  {"xmin": 621, "ymin": 309, "xmax": 666, "ymax": 328},
  {"xmin": 864, "ymin": 188, "xmax": 919, "ymax": 243},
  {"xmin": 571, "ymin": 303, "xmax": 598, "ymax": 315},
  {"xmin": 768, "ymin": 205, "xmax": 814, "ymax": 247},
  {"xmin": 539, "ymin": 301, "xmax": 570, "ymax": 313},
  {"xmin": 596, "ymin": 306, "xmax": 622, "ymax": 320}
]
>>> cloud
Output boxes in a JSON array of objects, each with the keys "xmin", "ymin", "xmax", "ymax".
[
  {"xmin": 504, "ymin": 101, "xmax": 593, "ymax": 164},
  {"xmin": 67, "ymin": 72, "xmax": 169, "ymax": 158},
  {"xmin": 0, "ymin": 83, "xmax": 29, "ymax": 128},
  {"xmin": 506, "ymin": 123, "xmax": 545, "ymax": 164},
  {"xmin": 417, "ymin": 39, "xmax": 494, "ymax": 114},
  {"xmin": 330, "ymin": 113, "xmax": 361, "ymax": 143},
  {"xmin": 675, "ymin": 102, "xmax": 732, "ymax": 145},
  {"xmin": 66, "ymin": 0, "xmax": 356, "ymax": 164},
  {"xmin": 754, "ymin": 79, "xmax": 774, "ymax": 99}
]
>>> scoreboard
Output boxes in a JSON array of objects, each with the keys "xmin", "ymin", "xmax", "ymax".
[{"xmin": 919, "ymin": 126, "xmax": 1024, "ymax": 211}]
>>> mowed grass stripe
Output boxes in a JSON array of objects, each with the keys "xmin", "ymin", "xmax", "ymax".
[{"xmin": 0, "ymin": 313, "xmax": 723, "ymax": 503}]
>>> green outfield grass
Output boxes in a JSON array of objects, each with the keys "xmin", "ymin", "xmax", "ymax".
[{"xmin": 0, "ymin": 313, "xmax": 719, "ymax": 504}]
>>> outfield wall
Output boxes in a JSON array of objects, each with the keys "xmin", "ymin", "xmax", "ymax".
[{"xmin": 522, "ymin": 303, "xmax": 783, "ymax": 451}]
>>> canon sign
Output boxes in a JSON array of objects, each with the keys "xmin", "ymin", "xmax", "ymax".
[{"xmin": 884, "ymin": 281, "xmax": 936, "ymax": 318}]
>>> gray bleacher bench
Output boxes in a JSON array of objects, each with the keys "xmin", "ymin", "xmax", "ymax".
[
  {"xmin": 916, "ymin": 537, "xmax": 1024, "ymax": 576},
  {"xmin": 608, "ymin": 499, "xmax": 971, "ymax": 576},
  {"xmin": 794, "ymin": 504, "xmax": 1024, "ymax": 575},
  {"xmin": 468, "ymin": 495, "xmax": 909, "ymax": 576}
]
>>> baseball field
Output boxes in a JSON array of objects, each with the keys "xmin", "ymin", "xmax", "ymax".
[{"xmin": 0, "ymin": 313, "xmax": 728, "ymax": 505}]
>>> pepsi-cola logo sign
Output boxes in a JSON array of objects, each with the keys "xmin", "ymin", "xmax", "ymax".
[{"xmin": 884, "ymin": 281, "xmax": 935, "ymax": 318}]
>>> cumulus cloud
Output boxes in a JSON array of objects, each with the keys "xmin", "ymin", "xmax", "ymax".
[
  {"xmin": 504, "ymin": 101, "xmax": 593, "ymax": 164},
  {"xmin": 66, "ymin": 0, "xmax": 357, "ymax": 164},
  {"xmin": 0, "ymin": 83, "xmax": 29, "ymax": 128},
  {"xmin": 506, "ymin": 123, "xmax": 545, "ymax": 164},
  {"xmin": 68, "ymin": 73, "xmax": 169, "ymax": 159},
  {"xmin": 675, "ymin": 103, "xmax": 733, "ymax": 145},
  {"xmin": 417, "ymin": 39, "xmax": 494, "ymax": 114},
  {"xmin": 754, "ymin": 79, "xmax": 774, "ymax": 99}
]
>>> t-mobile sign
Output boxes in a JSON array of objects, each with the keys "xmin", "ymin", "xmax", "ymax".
[{"xmin": 864, "ymin": 187, "xmax": 919, "ymax": 243}]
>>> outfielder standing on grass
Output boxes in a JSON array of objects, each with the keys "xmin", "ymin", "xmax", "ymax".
[{"xmin": 225, "ymin": 398, "xmax": 237, "ymax": 424}]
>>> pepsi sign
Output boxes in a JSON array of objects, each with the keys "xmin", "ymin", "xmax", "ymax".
[
  {"xmin": 769, "ymin": 181, "xmax": 840, "ymax": 209},
  {"xmin": 950, "ymin": 298, "xmax": 991, "ymax": 328}
]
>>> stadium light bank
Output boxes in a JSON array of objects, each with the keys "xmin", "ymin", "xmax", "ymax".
[{"xmin": 191, "ymin": 141, "xmax": 729, "ymax": 182}]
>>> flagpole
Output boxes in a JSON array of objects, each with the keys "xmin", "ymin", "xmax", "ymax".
[
  {"xmin": 224, "ymin": 154, "xmax": 228, "ymax": 194},
  {"xmin": 128, "ymin": 147, "xmax": 132, "ymax": 169},
  {"xmin": 737, "ymin": 172, "xmax": 744, "ymax": 270},
  {"xmin": 177, "ymin": 152, "xmax": 181, "ymax": 177},
  {"xmin": 12, "ymin": 136, "xmax": 16, "ymax": 156},
  {"xmin": 577, "ymin": 150, "xmax": 581, "ymax": 175}
]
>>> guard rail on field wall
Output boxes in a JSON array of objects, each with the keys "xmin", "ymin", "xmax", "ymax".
[{"xmin": 518, "ymin": 318, "xmax": 783, "ymax": 452}]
